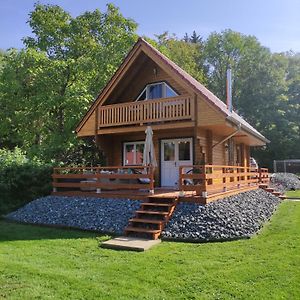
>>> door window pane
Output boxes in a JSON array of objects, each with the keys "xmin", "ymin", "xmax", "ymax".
[
  {"xmin": 164, "ymin": 142, "xmax": 175, "ymax": 161},
  {"xmin": 178, "ymin": 141, "xmax": 191, "ymax": 160},
  {"xmin": 125, "ymin": 144, "xmax": 135, "ymax": 165},
  {"xmin": 136, "ymin": 143, "xmax": 144, "ymax": 165}
]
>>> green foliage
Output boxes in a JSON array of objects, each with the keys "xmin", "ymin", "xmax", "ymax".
[
  {"xmin": 0, "ymin": 202, "xmax": 300, "ymax": 298},
  {"xmin": 203, "ymin": 29, "xmax": 300, "ymax": 168},
  {"xmin": 153, "ymin": 32, "xmax": 207, "ymax": 84},
  {"xmin": 0, "ymin": 3, "xmax": 138, "ymax": 162},
  {"xmin": 0, "ymin": 148, "xmax": 52, "ymax": 215}
]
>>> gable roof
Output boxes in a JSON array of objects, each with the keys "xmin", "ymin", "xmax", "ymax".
[{"xmin": 76, "ymin": 37, "xmax": 268, "ymax": 143}]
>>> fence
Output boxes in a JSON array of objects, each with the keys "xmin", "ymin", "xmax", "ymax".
[{"xmin": 273, "ymin": 160, "xmax": 300, "ymax": 174}]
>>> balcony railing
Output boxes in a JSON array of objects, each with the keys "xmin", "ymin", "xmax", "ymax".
[{"xmin": 98, "ymin": 95, "xmax": 193, "ymax": 128}]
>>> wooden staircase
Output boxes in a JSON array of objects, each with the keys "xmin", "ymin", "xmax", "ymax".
[
  {"xmin": 259, "ymin": 184, "xmax": 286, "ymax": 200},
  {"xmin": 124, "ymin": 195, "xmax": 178, "ymax": 240}
]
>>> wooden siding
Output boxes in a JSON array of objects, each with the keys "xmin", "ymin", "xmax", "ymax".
[
  {"xmin": 77, "ymin": 112, "xmax": 95, "ymax": 137},
  {"xmin": 212, "ymin": 135, "xmax": 225, "ymax": 165},
  {"xmin": 102, "ymin": 128, "xmax": 195, "ymax": 186},
  {"xmin": 106, "ymin": 57, "xmax": 188, "ymax": 105},
  {"xmin": 197, "ymin": 96, "xmax": 224, "ymax": 127}
]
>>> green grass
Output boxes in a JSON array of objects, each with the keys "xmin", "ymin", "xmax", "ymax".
[
  {"xmin": 1, "ymin": 202, "xmax": 300, "ymax": 299},
  {"xmin": 286, "ymin": 190, "xmax": 300, "ymax": 198}
]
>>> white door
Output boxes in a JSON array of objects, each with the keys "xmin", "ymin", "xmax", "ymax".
[{"xmin": 161, "ymin": 138, "xmax": 193, "ymax": 187}]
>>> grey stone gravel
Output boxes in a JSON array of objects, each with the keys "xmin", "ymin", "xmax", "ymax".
[
  {"xmin": 162, "ymin": 189, "xmax": 281, "ymax": 242},
  {"xmin": 6, "ymin": 188, "xmax": 282, "ymax": 242},
  {"xmin": 270, "ymin": 173, "xmax": 300, "ymax": 192},
  {"xmin": 6, "ymin": 196, "xmax": 141, "ymax": 235}
]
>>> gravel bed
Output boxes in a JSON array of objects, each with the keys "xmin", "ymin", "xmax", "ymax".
[
  {"xmin": 5, "ymin": 196, "xmax": 141, "ymax": 235},
  {"xmin": 270, "ymin": 172, "xmax": 300, "ymax": 192},
  {"xmin": 162, "ymin": 189, "xmax": 280, "ymax": 242}
]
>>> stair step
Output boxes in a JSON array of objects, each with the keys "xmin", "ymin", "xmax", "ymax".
[
  {"xmin": 279, "ymin": 195, "xmax": 287, "ymax": 200},
  {"xmin": 135, "ymin": 210, "xmax": 169, "ymax": 215},
  {"xmin": 264, "ymin": 188, "xmax": 274, "ymax": 192},
  {"xmin": 148, "ymin": 197, "xmax": 177, "ymax": 203},
  {"xmin": 125, "ymin": 226, "xmax": 160, "ymax": 234},
  {"xmin": 259, "ymin": 184, "xmax": 269, "ymax": 188},
  {"xmin": 142, "ymin": 203, "xmax": 173, "ymax": 207},
  {"xmin": 272, "ymin": 191, "xmax": 282, "ymax": 196},
  {"xmin": 129, "ymin": 218, "xmax": 164, "ymax": 224}
]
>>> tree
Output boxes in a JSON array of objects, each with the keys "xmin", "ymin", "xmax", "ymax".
[
  {"xmin": 0, "ymin": 3, "xmax": 138, "ymax": 162},
  {"xmin": 203, "ymin": 29, "xmax": 297, "ymax": 167},
  {"xmin": 190, "ymin": 30, "xmax": 202, "ymax": 44},
  {"xmin": 153, "ymin": 32, "xmax": 206, "ymax": 84}
]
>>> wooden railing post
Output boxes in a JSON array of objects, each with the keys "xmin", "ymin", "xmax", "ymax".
[
  {"xmin": 222, "ymin": 167, "xmax": 227, "ymax": 192},
  {"xmin": 52, "ymin": 168, "xmax": 57, "ymax": 193},
  {"xmin": 179, "ymin": 166, "xmax": 183, "ymax": 193},
  {"xmin": 96, "ymin": 167, "xmax": 101, "ymax": 194},
  {"xmin": 202, "ymin": 165, "xmax": 208, "ymax": 198}
]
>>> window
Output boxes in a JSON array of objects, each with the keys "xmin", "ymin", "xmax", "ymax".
[
  {"xmin": 136, "ymin": 82, "xmax": 177, "ymax": 101},
  {"xmin": 178, "ymin": 141, "xmax": 191, "ymax": 160},
  {"xmin": 123, "ymin": 142, "xmax": 145, "ymax": 165}
]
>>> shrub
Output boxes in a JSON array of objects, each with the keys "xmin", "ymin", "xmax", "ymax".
[{"xmin": 0, "ymin": 148, "xmax": 52, "ymax": 215}]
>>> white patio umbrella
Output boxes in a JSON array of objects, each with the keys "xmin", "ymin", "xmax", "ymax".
[{"xmin": 143, "ymin": 126, "xmax": 157, "ymax": 169}]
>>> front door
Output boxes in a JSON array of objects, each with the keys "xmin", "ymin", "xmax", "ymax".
[{"xmin": 161, "ymin": 138, "xmax": 193, "ymax": 187}]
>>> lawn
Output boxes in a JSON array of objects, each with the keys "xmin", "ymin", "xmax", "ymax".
[
  {"xmin": 1, "ymin": 201, "xmax": 300, "ymax": 300},
  {"xmin": 286, "ymin": 190, "xmax": 300, "ymax": 198}
]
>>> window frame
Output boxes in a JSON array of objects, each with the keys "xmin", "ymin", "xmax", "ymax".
[
  {"xmin": 123, "ymin": 141, "xmax": 145, "ymax": 166},
  {"xmin": 136, "ymin": 81, "xmax": 178, "ymax": 101}
]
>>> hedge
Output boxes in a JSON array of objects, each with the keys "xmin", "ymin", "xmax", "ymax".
[{"xmin": 0, "ymin": 148, "xmax": 52, "ymax": 215}]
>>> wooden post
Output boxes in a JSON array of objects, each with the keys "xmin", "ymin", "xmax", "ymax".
[
  {"xmin": 178, "ymin": 166, "xmax": 185, "ymax": 197},
  {"xmin": 52, "ymin": 168, "xmax": 57, "ymax": 193},
  {"xmin": 206, "ymin": 130, "xmax": 213, "ymax": 164},
  {"xmin": 223, "ymin": 167, "xmax": 227, "ymax": 192},
  {"xmin": 201, "ymin": 165, "xmax": 208, "ymax": 198}
]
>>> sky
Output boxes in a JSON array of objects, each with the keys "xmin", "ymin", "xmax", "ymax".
[{"xmin": 0, "ymin": 0, "xmax": 300, "ymax": 53}]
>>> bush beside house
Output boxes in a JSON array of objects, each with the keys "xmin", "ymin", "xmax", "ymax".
[{"xmin": 0, "ymin": 148, "xmax": 52, "ymax": 215}]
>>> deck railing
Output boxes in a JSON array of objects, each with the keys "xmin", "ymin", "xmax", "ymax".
[
  {"xmin": 179, "ymin": 165, "xmax": 269, "ymax": 198},
  {"xmin": 98, "ymin": 95, "xmax": 193, "ymax": 128},
  {"xmin": 52, "ymin": 166, "xmax": 154, "ymax": 194}
]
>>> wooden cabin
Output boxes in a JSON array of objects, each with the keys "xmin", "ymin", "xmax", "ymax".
[{"xmin": 52, "ymin": 38, "xmax": 269, "ymax": 203}]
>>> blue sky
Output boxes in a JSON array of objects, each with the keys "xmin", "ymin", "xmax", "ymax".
[{"xmin": 0, "ymin": 0, "xmax": 299, "ymax": 53}]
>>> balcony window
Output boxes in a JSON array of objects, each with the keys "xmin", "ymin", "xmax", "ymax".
[
  {"xmin": 136, "ymin": 82, "xmax": 177, "ymax": 101},
  {"xmin": 123, "ymin": 142, "xmax": 145, "ymax": 165}
]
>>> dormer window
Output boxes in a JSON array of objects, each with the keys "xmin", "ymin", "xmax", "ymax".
[{"xmin": 136, "ymin": 82, "xmax": 178, "ymax": 101}]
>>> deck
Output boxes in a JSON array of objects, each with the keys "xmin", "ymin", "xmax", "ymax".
[{"xmin": 51, "ymin": 165, "xmax": 269, "ymax": 204}]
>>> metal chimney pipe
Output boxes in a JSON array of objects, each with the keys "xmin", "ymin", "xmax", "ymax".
[{"xmin": 226, "ymin": 68, "xmax": 232, "ymax": 112}]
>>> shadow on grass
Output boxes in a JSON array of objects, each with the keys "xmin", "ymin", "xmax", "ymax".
[{"xmin": 0, "ymin": 219, "xmax": 101, "ymax": 242}]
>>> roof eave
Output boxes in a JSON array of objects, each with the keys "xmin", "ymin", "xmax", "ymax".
[{"xmin": 226, "ymin": 115, "xmax": 270, "ymax": 144}]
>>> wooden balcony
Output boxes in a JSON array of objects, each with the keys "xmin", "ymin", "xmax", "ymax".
[{"xmin": 98, "ymin": 95, "xmax": 194, "ymax": 129}]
